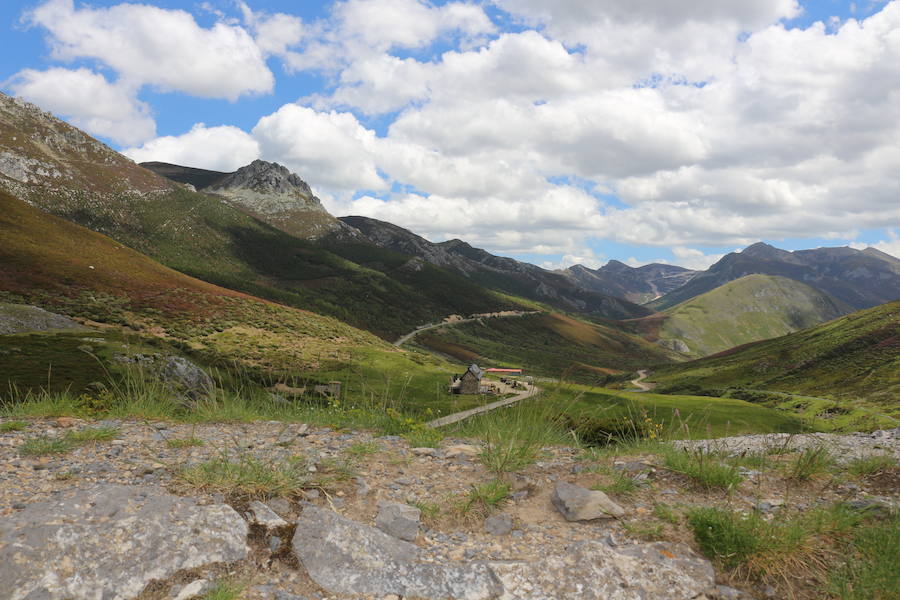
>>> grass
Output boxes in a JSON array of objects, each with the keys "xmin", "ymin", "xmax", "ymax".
[
  {"xmin": 201, "ymin": 580, "xmax": 245, "ymax": 600},
  {"xmin": 20, "ymin": 435, "xmax": 73, "ymax": 456},
  {"xmin": 0, "ymin": 420, "xmax": 27, "ymax": 432},
  {"xmin": 687, "ymin": 504, "xmax": 868, "ymax": 592},
  {"xmin": 845, "ymin": 455, "xmax": 898, "ymax": 477},
  {"xmin": 19, "ymin": 426, "xmax": 120, "ymax": 456},
  {"xmin": 344, "ymin": 441, "xmax": 380, "ymax": 459},
  {"xmin": 662, "ymin": 447, "xmax": 743, "ymax": 492},
  {"xmin": 167, "ymin": 436, "xmax": 205, "ymax": 448},
  {"xmin": 178, "ymin": 454, "xmax": 313, "ymax": 499},
  {"xmin": 460, "ymin": 479, "xmax": 510, "ymax": 515},
  {"xmin": 622, "ymin": 520, "xmax": 665, "ymax": 541},
  {"xmin": 786, "ymin": 446, "xmax": 834, "ymax": 481},
  {"xmin": 653, "ymin": 502, "xmax": 680, "ymax": 524},
  {"xmin": 594, "ymin": 471, "xmax": 641, "ymax": 497},
  {"xmin": 650, "ymin": 299, "xmax": 900, "ymax": 416},
  {"xmin": 827, "ymin": 511, "xmax": 900, "ymax": 599},
  {"xmin": 410, "ymin": 500, "xmax": 442, "ymax": 524},
  {"xmin": 459, "ymin": 398, "xmax": 572, "ymax": 474}
]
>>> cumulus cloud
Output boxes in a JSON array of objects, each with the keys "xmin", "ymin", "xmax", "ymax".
[
  {"xmin": 850, "ymin": 229, "xmax": 900, "ymax": 259},
  {"xmin": 122, "ymin": 124, "xmax": 260, "ymax": 172},
  {"xmin": 6, "ymin": 67, "xmax": 155, "ymax": 146},
  {"xmin": 28, "ymin": 0, "xmax": 273, "ymax": 99},
  {"xmin": 252, "ymin": 104, "xmax": 387, "ymax": 193}
]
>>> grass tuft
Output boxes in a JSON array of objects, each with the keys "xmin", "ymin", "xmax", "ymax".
[
  {"xmin": 663, "ymin": 447, "xmax": 743, "ymax": 491},
  {"xmin": 166, "ymin": 436, "xmax": 205, "ymax": 449},
  {"xmin": 845, "ymin": 455, "xmax": 897, "ymax": 478},
  {"xmin": 827, "ymin": 511, "xmax": 900, "ymax": 599},
  {"xmin": 461, "ymin": 479, "xmax": 510, "ymax": 515},
  {"xmin": 20, "ymin": 435, "xmax": 72, "ymax": 456},
  {"xmin": 0, "ymin": 420, "xmax": 28, "ymax": 432},
  {"xmin": 786, "ymin": 446, "xmax": 834, "ymax": 481},
  {"xmin": 178, "ymin": 455, "xmax": 312, "ymax": 499}
]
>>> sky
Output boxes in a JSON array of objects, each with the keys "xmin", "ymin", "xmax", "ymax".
[{"xmin": 2, "ymin": 0, "xmax": 900, "ymax": 271}]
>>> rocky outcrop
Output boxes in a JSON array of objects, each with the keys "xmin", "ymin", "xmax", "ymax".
[
  {"xmin": 0, "ymin": 484, "xmax": 248, "ymax": 600},
  {"xmin": 0, "ymin": 303, "xmax": 85, "ymax": 334},
  {"xmin": 293, "ymin": 505, "xmax": 715, "ymax": 600},
  {"xmin": 294, "ymin": 505, "xmax": 503, "ymax": 599},
  {"xmin": 143, "ymin": 159, "xmax": 361, "ymax": 240}
]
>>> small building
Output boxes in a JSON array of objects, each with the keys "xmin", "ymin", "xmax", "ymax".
[{"xmin": 450, "ymin": 363, "xmax": 484, "ymax": 395}]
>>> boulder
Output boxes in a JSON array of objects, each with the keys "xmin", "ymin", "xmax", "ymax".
[
  {"xmin": 293, "ymin": 506, "xmax": 502, "ymax": 599},
  {"xmin": 490, "ymin": 540, "xmax": 716, "ymax": 599},
  {"xmin": 161, "ymin": 355, "xmax": 214, "ymax": 398},
  {"xmin": 0, "ymin": 484, "xmax": 248, "ymax": 600},
  {"xmin": 376, "ymin": 501, "xmax": 421, "ymax": 541},
  {"xmin": 552, "ymin": 480, "xmax": 626, "ymax": 521},
  {"xmin": 443, "ymin": 443, "xmax": 481, "ymax": 459}
]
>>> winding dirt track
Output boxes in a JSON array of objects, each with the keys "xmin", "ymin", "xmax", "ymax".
[
  {"xmin": 630, "ymin": 369, "xmax": 654, "ymax": 392},
  {"xmin": 393, "ymin": 311, "xmax": 541, "ymax": 346}
]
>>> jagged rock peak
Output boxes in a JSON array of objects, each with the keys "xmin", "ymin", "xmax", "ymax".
[{"xmin": 209, "ymin": 159, "xmax": 313, "ymax": 198}]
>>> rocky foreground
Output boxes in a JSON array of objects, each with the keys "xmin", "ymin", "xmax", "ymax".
[{"xmin": 1, "ymin": 419, "xmax": 897, "ymax": 600}]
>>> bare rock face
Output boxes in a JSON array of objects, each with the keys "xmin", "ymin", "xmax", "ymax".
[
  {"xmin": 293, "ymin": 506, "xmax": 715, "ymax": 600},
  {"xmin": 491, "ymin": 540, "xmax": 717, "ymax": 600},
  {"xmin": 0, "ymin": 484, "xmax": 249, "ymax": 600},
  {"xmin": 552, "ymin": 480, "xmax": 626, "ymax": 521},
  {"xmin": 293, "ymin": 505, "xmax": 502, "ymax": 599}
]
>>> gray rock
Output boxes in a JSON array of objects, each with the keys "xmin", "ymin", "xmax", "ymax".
[
  {"xmin": 248, "ymin": 499, "xmax": 289, "ymax": 529},
  {"xmin": 266, "ymin": 497, "xmax": 294, "ymax": 518},
  {"xmin": 293, "ymin": 506, "xmax": 502, "ymax": 599},
  {"xmin": 0, "ymin": 303, "xmax": 85, "ymax": 335},
  {"xmin": 268, "ymin": 536, "xmax": 283, "ymax": 552},
  {"xmin": 552, "ymin": 480, "xmax": 626, "ymax": 521},
  {"xmin": 161, "ymin": 355, "xmax": 214, "ymax": 398},
  {"xmin": 484, "ymin": 513, "xmax": 513, "ymax": 536},
  {"xmin": 376, "ymin": 500, "xmax": 421, "ymax": 541},
  {"xmin": 490, "ymin": 541, "xmax": 715, "ymax": 599},
  {"xmin": 0, "ymin": 484, "xmax": 248, "ymax": 600}
]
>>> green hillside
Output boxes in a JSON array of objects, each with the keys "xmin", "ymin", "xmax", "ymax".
[
  {"xmin": 414, "ymin": 312, "xmax": 678, "ymax": 382},
  {"xmin": 649, "ymin": 300, "xmax": 900, "ymax": 429},
  {"xmin": 657, "ymin": 274, "xmax": 848, "ymax": 357}
]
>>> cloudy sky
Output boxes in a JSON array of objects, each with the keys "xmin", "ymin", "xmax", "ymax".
[{"xmin": 2, "ymin": 0, "xmax": 899, "ymax": 270}]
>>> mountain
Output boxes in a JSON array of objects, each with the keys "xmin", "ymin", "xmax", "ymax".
[
  {"xmin": 650, "ymin": 299, "xmax": 900, "ymax": 415},
  {"xmin": 563, "ymin": 260, "xmax": 698, "ymax": 304},
  {"xmin": 413, "ymin": 311, "xmax": 678, "ymax": 382},
  {"xmin": 649, "ymin": 242, "xmax": 900, "ymax": 311},
  {"xmin": 339, "ymin": 215, "xmax": 652, "ymax": 320},
  {"xmin": 0, "ymin": 92, "xmax": 524, "ymax": 340},
  {"xmin": 0, "ymin": 187, "xmax": 384, "ymax": 376},
  {"xmin": 651, "ymin": 274, "xmax": 849, "ymax": 357},
  {"xmin": 141, "ymin": 160, "xmax": 359, "ymax": 240}
]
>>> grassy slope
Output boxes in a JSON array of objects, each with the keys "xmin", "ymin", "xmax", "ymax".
[
  {"xmin": 0, "ymin": 189, "xmax": 390, "ymax": 380},
  {"xmin": 649, "ymin": 300, "xmax": 900, "ymax": 427},
  {"xmin": 543, "ymin": 384, "xmax": 805, "ymax": 439},
  {"xmin": 0, "ymin": 94, "xmax": 522, "ymax": 340},
  {"xmin": 414, "ymin": 312, "xmax": 677, "ymax": 382},
  {"xmin": 657, "ymin": 274, "xmax": 848, "ymax": 357}
]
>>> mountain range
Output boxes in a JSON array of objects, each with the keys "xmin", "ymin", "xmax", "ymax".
[{"xmin": 1, "ymin": 89, "xmax": 898, "ymax": 387}]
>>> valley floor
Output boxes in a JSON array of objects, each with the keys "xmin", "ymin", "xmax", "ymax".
[{"xmin": 1, "ymin": 417, "xmax": 897, "ymax": 600}]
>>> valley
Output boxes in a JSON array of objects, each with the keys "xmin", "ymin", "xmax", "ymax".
[{"xmin": 0, "ymin": 90, "xmax": 898, "ymax": 600}]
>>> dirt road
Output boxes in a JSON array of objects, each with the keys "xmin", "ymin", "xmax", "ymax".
[
  {"xmin": 426, "ymin": 385, "xmax": 539, "ymax": 428},
  {"xmin": 394, "ymin": 311, "xmax": 540, "ymax": 346},
  {"xmin": 630, "ymin": 369, "xmax": 654, "ymax": 392}
]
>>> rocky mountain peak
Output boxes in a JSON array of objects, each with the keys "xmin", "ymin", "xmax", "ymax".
[
  {"xmin": 740, "ymin": 241, "xmax": 790, "ymax": 260},
  {"xmin": 209, "ymin": 159, "xmax": 314, "ymax": 199}
]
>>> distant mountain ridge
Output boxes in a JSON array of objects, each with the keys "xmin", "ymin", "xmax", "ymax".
[
  {"xmin": 563, "ymin": 260, "xmax": 698, "ymax": 304},
  {"xmin": 340, "ymin": 215, "xmax": 652, "ymax": 320},
  {"xmin": 649, "ymin": 242, "xmax": 900, "ymax": 311}
]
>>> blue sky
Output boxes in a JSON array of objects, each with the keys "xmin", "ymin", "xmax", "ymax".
[{"xmin": 2, "ymin": 0, "xmax": 899, "ymax": 270}]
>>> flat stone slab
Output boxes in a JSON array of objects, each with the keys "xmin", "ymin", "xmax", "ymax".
[
  {"xmin": 294, "ymin": 506, "xmax": 716, "ymax": 600},
  {"xmin": 0, "ymin": 484, "xmax": 248, "ymax": 600}
]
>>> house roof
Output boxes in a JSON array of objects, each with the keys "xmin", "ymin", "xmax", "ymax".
[
  {"xmin": 465, "ymin": 363, "xmax": 483, "ymax": 379},
  {"xmin": 484, "ymin": 368, "xmax": 522, "ymax": 373}
]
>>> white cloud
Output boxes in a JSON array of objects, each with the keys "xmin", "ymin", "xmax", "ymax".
[
  {"xmin": 671, "ymin": 246, "xmax": 726, "ymax": 270},
  {"xmin": 6, "ymin": 67, "xmax": 154, "ymax": 145},
  {"xmin": 28, "ymin": 0, "xmax": 273, "ymax": 100},
  {"xmin": 122, "ymin": 124, "xmax": 260, "ymax": 172},
  {"xmin": 252, "ymin": 104, "xmax": 387, "ymax": 193}
]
